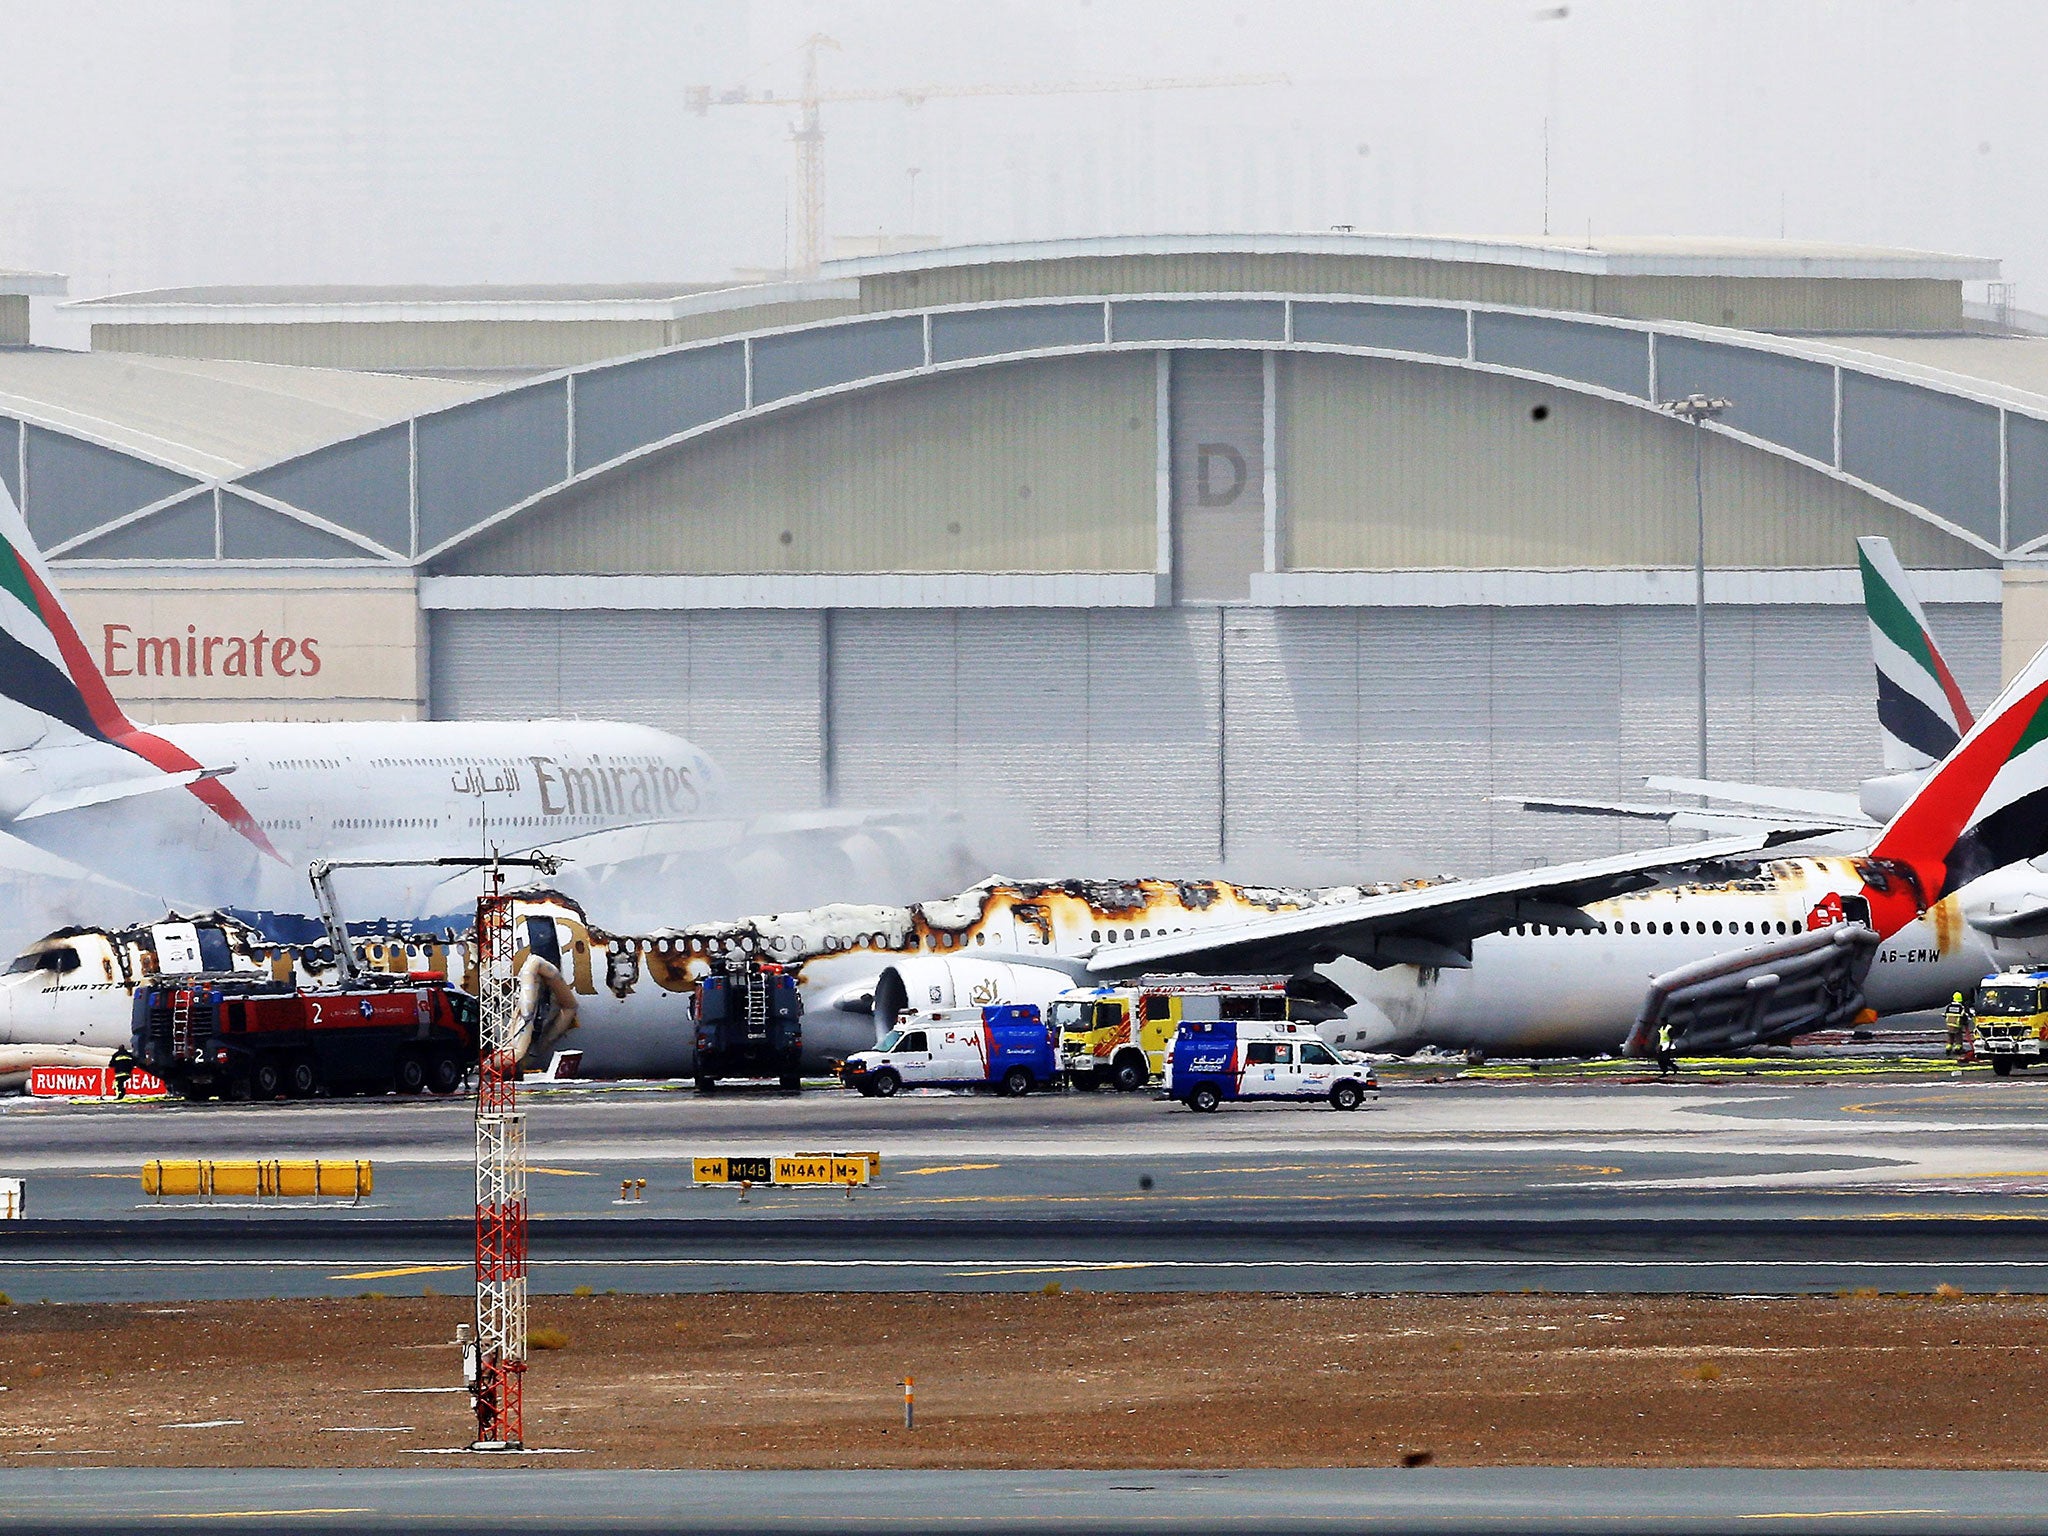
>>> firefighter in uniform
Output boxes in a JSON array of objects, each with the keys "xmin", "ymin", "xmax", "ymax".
[
  {"xmin": 1945, "ymin": 991, "xmax": 1975, "ymax": 1061},
  {"xmin": 1656, "ymin": 1022, "xmax": 1677, "ymax": 1076}
]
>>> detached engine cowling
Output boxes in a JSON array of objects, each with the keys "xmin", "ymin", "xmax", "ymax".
[{"xmin": 871, "ymin": 957, "xmax": 1078, "ymax": 1029}]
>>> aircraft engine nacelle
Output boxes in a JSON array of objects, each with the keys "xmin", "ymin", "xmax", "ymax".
[
  {"xmin": 870, "ymin": 957, "xmax": 1077, "ymax": 1030},
  {"xmin": 1961, "ymin": 862, "xmax": 2048, "ymax": 964}
]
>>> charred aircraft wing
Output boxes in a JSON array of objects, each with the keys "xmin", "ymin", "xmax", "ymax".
[
  {"xmin": 1621, "ymin": 921, "xmax": 1880, "ymax": 1057},
  {"xmin": 1085, "ymin": 828, "xmax": 1842, "ymax": 978}
]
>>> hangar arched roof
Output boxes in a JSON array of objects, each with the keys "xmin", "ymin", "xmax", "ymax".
[{"xmin": 8, "ymin": 243, "xmax": 2043, "ymax": 585}]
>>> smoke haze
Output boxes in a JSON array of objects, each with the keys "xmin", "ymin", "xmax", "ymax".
[{"xmin": 0, "ymin": 0, "xmax": 2038, "ymax": 331}]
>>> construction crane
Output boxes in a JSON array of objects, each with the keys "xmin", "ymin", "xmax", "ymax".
[{"xmin": 688, "ymin": 34, "xmax": 1289, "ymax": 276}]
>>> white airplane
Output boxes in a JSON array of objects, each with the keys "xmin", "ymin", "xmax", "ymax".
[
  {"xmin": 0, "ymin": 482, "xmax": 955, "ymax": 922},
  {"xmin": 1501, "ymin": 536, "xmax": 1977, "ymax": 840},
  {"xmin": 586, "ymin": 626, "xmax": 2043, "ymax": 1070},
  {"xmin": 1, "ymin": 629, "xmax": 2033, "ymax": 1076},
  {"xmin": 0, "ymin": 514, "xmax": 2032, "ymax": 1075}
]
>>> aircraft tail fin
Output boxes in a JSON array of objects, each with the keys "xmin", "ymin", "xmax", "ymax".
[
  {"xmin": 1858, "ymin": 534, "xmax": 1973, "ymax": 771},
  {"xmin": 1871, "ymin": 638, "xmax": 2048, "ymax": 899},
  {"xmin": 0, "ymin": 481, "xmax": 142, "ymax": 753}
]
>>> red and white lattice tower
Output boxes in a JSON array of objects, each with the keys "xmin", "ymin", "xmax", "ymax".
[{"xmin": 471, "ymin": 867, "xmax": 527, "ymax": 1449}]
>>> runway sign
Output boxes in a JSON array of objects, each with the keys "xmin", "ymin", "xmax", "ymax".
[
  {"xmin": 693, "ymin": 1153, "xmax": 875, "ymax": 1186},
  {"xmin": 27, "ymin": 1065, "xmax": 166, "ymax": 1099}
]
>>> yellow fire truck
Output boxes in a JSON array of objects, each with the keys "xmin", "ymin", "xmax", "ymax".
[
  {"xmin": 1050, "ymin": 975, "xmax": 1293, "ymax": 1091},
  {"xmin": 1972, "ymin": 968, "xmax": 2048, "ymax": 1076}
]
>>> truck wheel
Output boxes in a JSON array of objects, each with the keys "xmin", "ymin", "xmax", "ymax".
[
  {"xmin": 428, "ymin": 1056, "xmax": 465, "ymax": 1095},
  {"xmin": 1001, "ymin": 1066, "xmax": 1033, "ymax": 1098},
  {"xmin": 393, "ymin": 1055, "xmax": 426, "ymax": 1095},
  {"xmin": 693, "ymin": 1075, "xmax": 716, "ymax": 1094},
  {"xmin": 251, "ymin": 1059, "xmax": 284, "ymax": 1100},
  {"xmin": 286, "ymin": 1058, "xmax": 320, "ymax": 1099},
  {"xmin": 227, "ymin": 1075, "xmax": 252, "ymax": 1102},
  {"xmin": 1112, "ymin": 1058, "xmax": 1146, "ymax": 1093},
  {"xmin": 779, "ymin": 1073, "xmax": 802, "ymax": 1092},
  {"xmin": 1070, "ymin": 1071, "xmax": 1100, "ymax": 1092},
  {"xmin": 1994, "ymin": 1056, "xmax": 2015, "ymax": 1077},
  {"xmin": 1330, "ymin": 1081, "xmax": 1364, "ymax": 1112},
  {"xmin": 871, "ymin": 1069, "xmax": 902, "ymax": 1098},
  {"xmin": 1188, "ymin": 1082, "xmax": 1222, "ymax": 1114}
]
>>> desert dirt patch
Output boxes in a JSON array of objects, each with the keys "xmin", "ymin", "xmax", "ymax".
[{"xmin": 1, "ymin": 1290, "xmax": 2044, "ymax": 1469}]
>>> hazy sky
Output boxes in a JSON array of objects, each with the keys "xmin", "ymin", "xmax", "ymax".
[{"xmin": 0, "ymin": 1, "xmax": 2038, "ymax": 317}]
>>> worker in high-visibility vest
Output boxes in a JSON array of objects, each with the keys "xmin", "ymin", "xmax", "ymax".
[
  {"xmin": 1656, "ymin": 1022, "xmax": 1677, "ymax": 1076},
  {"xmin": 1944, "ymin": 991, "xmax": 1975, "ymax": 1061}
]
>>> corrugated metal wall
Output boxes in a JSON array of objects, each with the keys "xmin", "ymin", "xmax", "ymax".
[
  {"xmin": 857, "ymin": 257, "xmax": 1959, "ymax": 333},
  {"xmin": 435, "ymin": 354, "xmax": 1158, "ymax": 577},
  {"xmin": 428, "ymin": 609, "xmax": 825, "ymax": 811},
  {"xmin": 1280, "ymin": 353, "xmax": 1993, "ymax": 571},
  {"xmin": 828, "ymin": 609, "xmax": 1223, "ymax": 868},
  {"xmin": 90, "ymin": 319, "xmax": 674, "ymax": 371},
  {"xmin": 1222, "ymin": 603, "xmax": 2001, "ymax": 878},
  {"xmin": 429, "ymin": 599, "xmax": 2001, "ymax": 881}
]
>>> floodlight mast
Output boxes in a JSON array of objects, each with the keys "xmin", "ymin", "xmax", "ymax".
[{"xmin": 1658, "ymin": 393, "xmax": 1732, "ymax": 790}]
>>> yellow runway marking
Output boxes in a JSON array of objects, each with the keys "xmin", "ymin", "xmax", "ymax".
[
  {"xmin": 331, "ymin": 1264, "xmax": 467, "ymax": 1281},
  {"xmin": 1737, "ymin": 1512, "xmax": 1944, "ymax": 1522},
  {"xmin": 951, "ymin": 1263, "xmax": 1157, "ymax": 1277},
  {"xmin": 901, "ymin": 1163, "xmax": 1000, "ymax": 1176},
  {"xmin": 1862, "ymin": 1211, "xmax": 2045, "ymax": 1221},
  {"xmin": 529, "ymin": 1166, "xmax": 594, "ymax": 1176},
  {"xmin": 1841, "ymin": 1091, "xmax": 2028, "ymax": 1115},
  {"xmin": 157, "ymin": 1512, "xmax": 373, "ymax": 1521}
]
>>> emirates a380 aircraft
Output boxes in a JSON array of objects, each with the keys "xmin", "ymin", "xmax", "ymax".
[{"xmin": 0, "ymin": 484, "xmax": 734, "ymax": 916}]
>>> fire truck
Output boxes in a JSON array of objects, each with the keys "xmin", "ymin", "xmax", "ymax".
[
  {"xmin": 1050, "ymin": 974, "xmax": 1296, "ymax": 1091},
  {"xmin": 129, "ymin": 918, "xmax": 479, "ymax": 1101},
  {"xmin": 692, "ymin": 958, "xmax": 803, "ymax": 1093}
]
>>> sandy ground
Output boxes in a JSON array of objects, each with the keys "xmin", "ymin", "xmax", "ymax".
[{"xmin": 1, "ymin": 1290, "xmax": 2044, "ymax": 1470}]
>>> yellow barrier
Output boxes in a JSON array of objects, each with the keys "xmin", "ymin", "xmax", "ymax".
[
  {"xmin": 142, "ymin": 1159, "xmax": 373, "ymax": 1203},
  {"xmin": 693, "ymin": 1151, "xmax": 877, "ymax": 1186}
]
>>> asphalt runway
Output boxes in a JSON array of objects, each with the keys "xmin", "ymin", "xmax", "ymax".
[
  {"xmin": 10, "ymin": 1467, "xmax": 2048, "ymax": 1534},
  {"xmin": 10, "ymin": 1072, "xmax": 2048, "ymax": 1300}
]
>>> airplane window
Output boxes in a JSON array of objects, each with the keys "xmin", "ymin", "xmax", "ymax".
[
  {"xmin": 1124, "ymin": 929, "xmax": 1134, "ymax": 941},
  {"xmin": 1141, "ymin": 928, "xmax": 1150, "ymax": 939},
  {"xmin": 1628, "ymin": 922, "xmax": 1639, "ymax": 934},
  {"xmin": 975, "ymin": 933, "xmax": 985, "ymax": 946},
  {"xmin": 1712, "ymin": 920, "xmax": 1722, "ymax": 935},
  {"xmin": 1091, "ymin": 930, "xmax": 1101, "ymax": 943},
  {"xmin": 1745, "ymin": 921, "xmax": 1755, "ymax": 935},
  {"xmin": 1663, "ymin": 922, "xmax": 1673, "ymax": 935}
]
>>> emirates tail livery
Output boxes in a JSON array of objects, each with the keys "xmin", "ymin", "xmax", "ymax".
[{"xmin": 0, "ymin": 482, "xmax": 722, "ymax": 915}]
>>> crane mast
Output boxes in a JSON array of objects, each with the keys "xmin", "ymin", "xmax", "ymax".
[{"xmin": 689, "ymin": 45, "xmax": 1287, "ymax": 275}]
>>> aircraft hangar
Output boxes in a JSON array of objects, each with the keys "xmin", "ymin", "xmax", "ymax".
[{"xmin": 3, "ymin": 233, "xmax": 2042, "ymax": 879}]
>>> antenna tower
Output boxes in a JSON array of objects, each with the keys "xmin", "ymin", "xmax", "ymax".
[{"xmin": 471, "ymin": 860, "xmax": 527, "ymax": 1449}]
